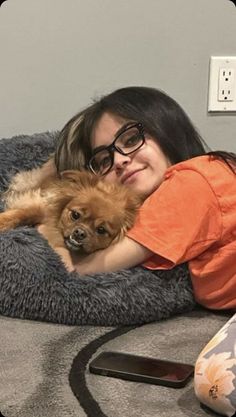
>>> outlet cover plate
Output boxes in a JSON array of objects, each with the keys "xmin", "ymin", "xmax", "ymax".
[{"xmin": 208, "ymin": 56, "xmax": 236, "ymax": 112}]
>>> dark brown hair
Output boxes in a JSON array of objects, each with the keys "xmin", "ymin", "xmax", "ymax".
[{"xmin": 55, "ymin": 86, "xmax": 236, "ymax": 173}]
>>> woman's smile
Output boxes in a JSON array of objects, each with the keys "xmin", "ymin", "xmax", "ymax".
[{"xmin": 121, "ymin": 168, "xmax": 145, "ymax": 185}]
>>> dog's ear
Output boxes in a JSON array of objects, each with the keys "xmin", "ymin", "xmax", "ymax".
[
  {"xmin": 60, "ymin": 170, "xmax": 99, "ymax": 187},
  {"xmin": 119, "ymin": 189, "xmax": 144, "ymax": 232},
  {"xmin": 60, "ymin": 170, "xmax": 86, "ymax": 182},
  {"xmin": 125, "ymin": 190, "xmax": 144, "ymax": 212}
]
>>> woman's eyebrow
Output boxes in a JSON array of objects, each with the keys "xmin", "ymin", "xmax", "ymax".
[
  {"xmin": 92, "ymin": 121, "xmax": 135, "ymax": 154},
  {"xmin": 115, "ymin": 121, "xmax": 135, "ymax": 137},
  {"xmin": 92, "ymin": 144, "xmax": 108, "ymax": 154}
]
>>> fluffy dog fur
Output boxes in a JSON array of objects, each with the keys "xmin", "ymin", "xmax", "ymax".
[{"xmin": 0, "ymin": 168, "xmax": 141, "ymax": 258}]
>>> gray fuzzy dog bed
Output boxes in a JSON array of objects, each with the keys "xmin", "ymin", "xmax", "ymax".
[{"xmin": 0, "ymin": 132, "xmax": 196, "ymax": 325}]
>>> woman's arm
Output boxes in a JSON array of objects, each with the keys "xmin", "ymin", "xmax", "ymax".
[
  {"xmin": 38, "ymin": 223, "xmax": 153, "ymax": 274},
  {"xmin": 73, "ymin": 237, "xmax": 153, "ymax": 275}
]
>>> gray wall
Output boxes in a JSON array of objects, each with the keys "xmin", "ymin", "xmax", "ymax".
[{"xmin": 0, "ymin": 0, "xmax": 235, "ymax": 151}]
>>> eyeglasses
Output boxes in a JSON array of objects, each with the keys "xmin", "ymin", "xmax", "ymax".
[{"xmin": 88, "ymin": 122, "xmax": 145, "ymax": 176}]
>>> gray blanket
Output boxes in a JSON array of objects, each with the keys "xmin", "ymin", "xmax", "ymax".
[{"xmin": 0, "ymin": 132, "xmax": 196, "ymax": 325}]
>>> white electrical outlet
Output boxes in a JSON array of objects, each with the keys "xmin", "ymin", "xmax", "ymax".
[
  {"xmin": 208, "ymin": 56, "xmax": 236, "ymax": 112},
  {"xmin": 218, "ymin": 68, "xmax": 235, "ymax": 101}
]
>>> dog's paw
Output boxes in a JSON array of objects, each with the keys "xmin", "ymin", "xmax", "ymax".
[
  {"xmin": 0, "ymin": 211, "xmax": 16, "ymax": 231},
  {"xmin": 53, "ymin": 246, "xmax": 75, "ymax": 272}
]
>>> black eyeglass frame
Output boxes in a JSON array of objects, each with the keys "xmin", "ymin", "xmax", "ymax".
[{"xmin": 87, "ymin": 122, "xmax": 145, "ymax": 176}]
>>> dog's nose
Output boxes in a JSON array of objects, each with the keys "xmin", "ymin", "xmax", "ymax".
[{"xmin": 72, "ymin": 228, "xmax": 87, "ymax": 241}]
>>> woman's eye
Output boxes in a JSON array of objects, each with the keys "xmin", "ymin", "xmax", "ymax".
[
  {"xmin": 94, "ymin": 153, "xmax": 111, "ymax": 170},
  {"xmin": 100, "ymin": 156, "xmax": 111, "ymax": 168},
  {"xmin": 124, "ymin": 134, "xmax": 140, "ymax": 147},
  {"xmin": 70, "ymin": 210, "xmax": 81, "ymax": 221},
  {"xmin": 96, "ymin": 226, "xmax": 107, "ymax": 235}
]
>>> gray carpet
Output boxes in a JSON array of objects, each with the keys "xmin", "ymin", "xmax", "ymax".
[{"xmin": 0, "ymin": 310, "xmax": 229, "ymax": 417}]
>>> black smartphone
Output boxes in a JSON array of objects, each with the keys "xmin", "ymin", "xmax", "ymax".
[{"xmin": 89, "ymin": 351, "xmax": 194, "ymax": 388}]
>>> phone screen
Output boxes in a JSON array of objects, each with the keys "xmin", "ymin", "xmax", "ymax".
[{"xmin": 89, "ymin": 351, "xmax": 194, "ymax": 387}]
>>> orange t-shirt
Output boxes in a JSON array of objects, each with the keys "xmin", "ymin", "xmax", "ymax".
[{"xmin": 127, "ymin": 156, "xmax": 236, "ymax": 310}]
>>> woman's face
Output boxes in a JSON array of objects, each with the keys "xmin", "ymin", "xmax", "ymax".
[{"xmin": 91, "ymin": 112, "xmax": 171, "ymax": 198}]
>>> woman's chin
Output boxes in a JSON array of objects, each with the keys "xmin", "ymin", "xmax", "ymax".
[{"xmin": 129, "ymin": 171, "xmax": 160, "ymax": 198}]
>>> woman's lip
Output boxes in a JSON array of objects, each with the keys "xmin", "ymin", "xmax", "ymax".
[{"xmin": 122, "ymin": 169, "xmax": 143, "ymax": 184}]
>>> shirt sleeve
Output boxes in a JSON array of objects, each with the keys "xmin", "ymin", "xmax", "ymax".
[{"xmin": 127, "ymin": 168, "xmax": 222, "ymax": 269}]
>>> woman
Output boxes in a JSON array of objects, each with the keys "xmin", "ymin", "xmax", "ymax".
[
  {"xmin": 54, "ymin": 86, "xmax": 236, "ymax": 309},
  {"xmin": 52, "ymin": 86, "xmax": 236, "ymax": 416}
]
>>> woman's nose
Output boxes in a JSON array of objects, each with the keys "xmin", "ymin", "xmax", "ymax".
[{"xmin": 113, "ymin": 151, "xmax": 131, "ymax": 170}]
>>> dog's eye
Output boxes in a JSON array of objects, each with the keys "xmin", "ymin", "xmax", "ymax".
[
  {"xmin": 70, "ymin": 210, "xmax": 81, "ymax": 221},
  {"xmin": 96, "ymin": 226, "xmax": 107, "ymax": 235}
]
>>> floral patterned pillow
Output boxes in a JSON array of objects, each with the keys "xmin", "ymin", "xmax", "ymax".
[{"xmin": 194, "ymin": 313, "xmax": 236, "ymax": 416}]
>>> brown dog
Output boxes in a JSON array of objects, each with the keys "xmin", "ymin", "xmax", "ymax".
[{"xmin": 0, "ymin": 170, "xmax": 141, "ymax": 257}]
